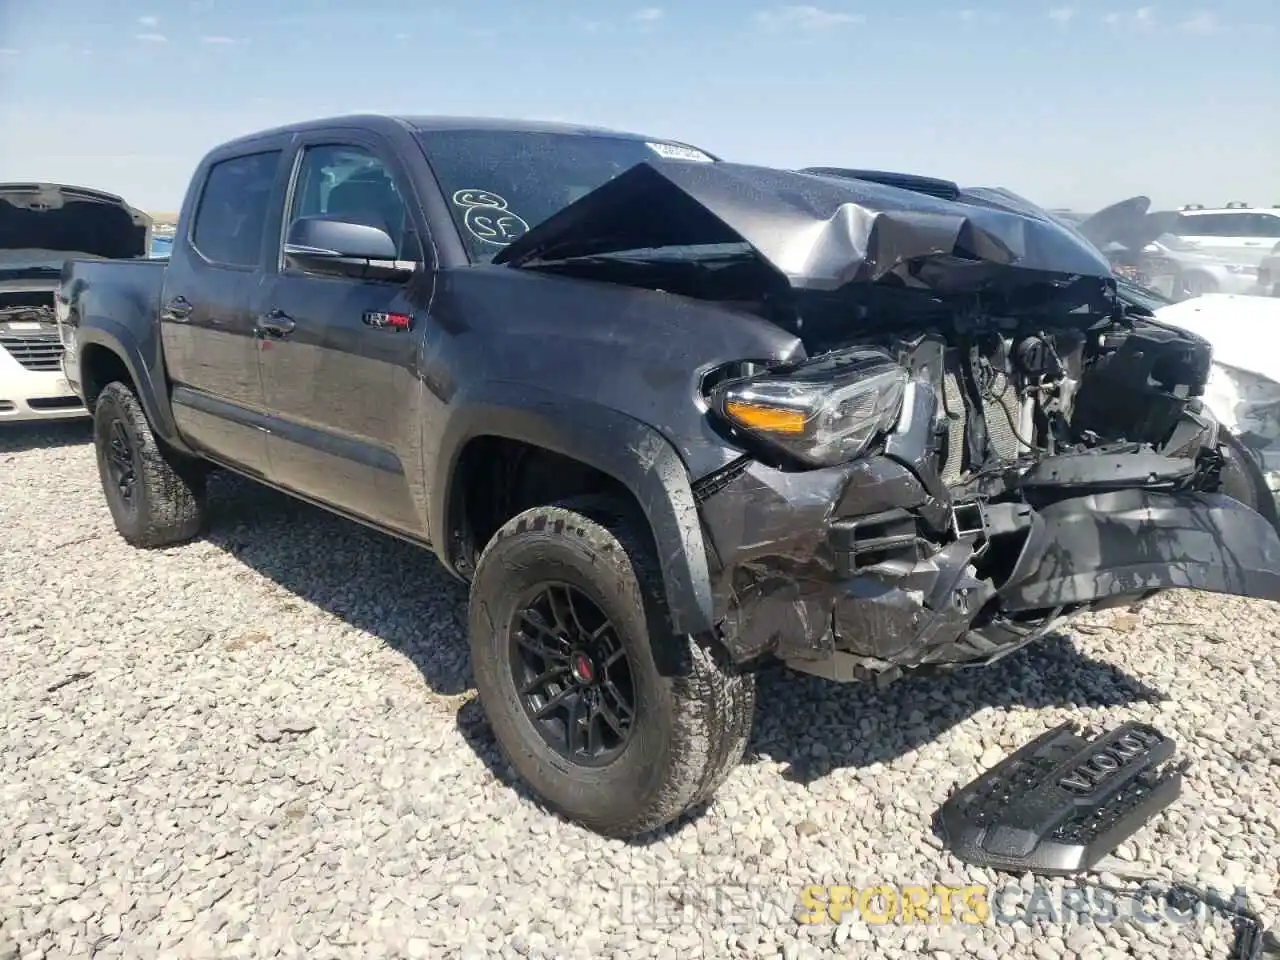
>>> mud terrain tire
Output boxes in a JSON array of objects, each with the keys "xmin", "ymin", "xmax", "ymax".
[
  {"xmin": 467, "ymin": 496, "xmax": 755, "ymax": 837},
  {"xmin": 93, "ymin": 381, "xmax": 206, "ymax": 548}
]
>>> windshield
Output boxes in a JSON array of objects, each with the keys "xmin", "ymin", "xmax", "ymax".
[{"xmin": 415, "ymin": 130, "xmax": 715, "ymax": 263}]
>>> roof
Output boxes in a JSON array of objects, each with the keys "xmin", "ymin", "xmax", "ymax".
[
  {"xmin": 215, "ymin": 113, "xmax": 677, "ymax": 153},
  {"xmin": 399, "ymin": 115, "xmax": 662, "ymax": 141},
  {"xmin": 1178, "ymin": 205, "xmax": 1280, "ymax": 214}
]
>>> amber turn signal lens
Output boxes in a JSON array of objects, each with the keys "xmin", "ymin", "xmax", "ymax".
[{"xmin": 724, "ymin": 400, "xmax": 807, "ymax": 434}]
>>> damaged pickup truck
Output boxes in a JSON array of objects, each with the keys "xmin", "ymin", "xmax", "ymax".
[{"xmin": 57, "ymin": 116, "xmax": 1280, "ymax": 838}]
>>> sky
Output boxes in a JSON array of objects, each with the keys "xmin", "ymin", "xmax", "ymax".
[{"xmin": 0, "ymin": 0, "xmax": 1276, "ymax": 214}]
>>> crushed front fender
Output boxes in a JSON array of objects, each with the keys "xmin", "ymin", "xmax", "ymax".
[{"xmin": 1000, "ymin": 489, "xmax": 1280, "ymax": 612}]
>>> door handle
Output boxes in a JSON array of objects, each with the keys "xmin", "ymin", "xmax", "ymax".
[
  {"xmin": 165, "ymin": 296, "xmax": 194, "ymax": 321},
  {"xmin": 256, "ymin": 309, "xmax": 297, "ymax": 338}
]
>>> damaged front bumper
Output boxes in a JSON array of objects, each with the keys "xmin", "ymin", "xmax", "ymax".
[{"xmin": 697, "ymin": 454, "xmax": 1280, "ymax": 677}]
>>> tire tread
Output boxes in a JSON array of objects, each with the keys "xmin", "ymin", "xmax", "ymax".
[{"xmin": 95, "ymin": 381, "xmax": 206, "ymax": 548}]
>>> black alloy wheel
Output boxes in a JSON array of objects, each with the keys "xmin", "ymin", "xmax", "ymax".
[
  {"xmin": 509, "ymin": 582, "xmax": 637, "ymax": 766},
  {"xmin": 104, "ymin": 418, "xmax": 139, "ymax": 510}
]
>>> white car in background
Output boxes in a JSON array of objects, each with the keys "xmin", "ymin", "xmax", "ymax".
[
  {"xmin": 1, "ymin": 183, "xmax": 151, "ymax": 423},
  {"xmin": 1070, "ymin": 196, "xmax": 1260, "ymax": 299},
  {"xmin": 1148, "ymin": 290, "xmax": 1280, "ymax": 514},
  {"xmin": 1172, "ymin": 204, "xmax": 1280, "ymax": 268}
]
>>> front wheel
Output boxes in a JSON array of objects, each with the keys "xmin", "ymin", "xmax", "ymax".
[
  {"xmin": 1219, "ymin": 428, "xmax": 1280, "ymax": 534},
  {"xmin": 93, "ymin": 381, "xmax": 207, "ymax": 548},
  {"xmin": 467, "ymin": 497, "xmax": 756, "ymax": 837}
]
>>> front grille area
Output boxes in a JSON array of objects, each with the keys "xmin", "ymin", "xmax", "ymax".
[{"xmin": 0, "ymin": 330, "xmax": 65, "ymax": 372}]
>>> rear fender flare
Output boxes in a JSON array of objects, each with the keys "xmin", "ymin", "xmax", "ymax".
[
  {"xmin": 74, "ymin": 316, "xmax": 191, "ymax": 455},
  {"xmin": 431, "ymin": 383, "xmax": 716, "ymax": 636}
]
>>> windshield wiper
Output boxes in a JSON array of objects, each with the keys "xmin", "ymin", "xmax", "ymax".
[{"xmin": 519, "ymin": 245, "xmax": 755, "ymax": 269}]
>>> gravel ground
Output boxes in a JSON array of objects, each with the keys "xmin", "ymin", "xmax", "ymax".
[{"xmin": 2, "ymin": 420, "xmax": 1278, "ymax": 960}]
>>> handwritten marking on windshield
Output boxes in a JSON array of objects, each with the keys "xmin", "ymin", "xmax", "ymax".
[{"xmin": 452, "ymin": 189, "xmax": 530, "ymax": 246}]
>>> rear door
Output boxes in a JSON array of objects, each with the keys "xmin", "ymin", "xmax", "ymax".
[
  {"xmin": 160, "ymin": 143, "xmax": 290, "ymax": 474},
  {"xmin": 1239, "ymin": 213, "xmax": 1280, "ymax": 267},
  {"xmin": 256, "ymin": 133, "xmax": 434, "ymax": 534}
]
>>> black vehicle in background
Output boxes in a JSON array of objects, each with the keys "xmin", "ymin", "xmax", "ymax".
[{"xmin": 56, "ymin": 119, "xmax": 1280, "ymax": 837}]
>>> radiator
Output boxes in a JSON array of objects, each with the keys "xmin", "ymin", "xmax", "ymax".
[{"xmin": 938, "ymin": 353, "xmax": 1022, "ymax": 485}]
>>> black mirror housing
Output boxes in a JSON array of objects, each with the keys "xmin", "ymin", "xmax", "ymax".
[{"xmin": 283, "ymin": 216, "xmax": 417, "ymax": 281}]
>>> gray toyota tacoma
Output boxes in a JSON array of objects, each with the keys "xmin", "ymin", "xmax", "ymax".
[{"xmin": 57, "ymin": 116, "xmax": 1280, "ymax": 838}]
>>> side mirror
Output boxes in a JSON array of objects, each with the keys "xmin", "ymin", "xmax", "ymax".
[{"xmin": 283, "ymin": 215, "xmax": 418, "ymax": 281}]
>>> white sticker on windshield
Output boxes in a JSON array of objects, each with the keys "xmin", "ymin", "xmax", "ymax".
[
  {"xmin": 645, "ymin": 142, "xmax": 714, "ymax": 163},
  {"xmin": 452, "ymin": 189, "xmax": 530, "ymax": 246}
]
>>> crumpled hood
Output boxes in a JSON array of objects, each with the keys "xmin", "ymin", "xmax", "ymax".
[
  {"xmin": 0, "ymin": 183, "xmax": 151, "ymax": 265},
  {"xmin": 1154, "ymin": 293, "xmax": 1280, "ymax": 382},
  {"xmin": 1072, "ymin": 196, "xmax": 1182, "ymax": 255},
  {"xmin": 495, "ymin": 159, "xmax": 1115, "ymax": 295}
]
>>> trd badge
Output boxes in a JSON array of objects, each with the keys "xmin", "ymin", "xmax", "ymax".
[{"xmin": 363, "ymin": 311, "xmax": 412, "ymax": 331}]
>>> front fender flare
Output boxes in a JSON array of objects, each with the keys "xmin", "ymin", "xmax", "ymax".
[{"xmin": 431, "ymin": 383, "xmax": 716, "ymax": 636}]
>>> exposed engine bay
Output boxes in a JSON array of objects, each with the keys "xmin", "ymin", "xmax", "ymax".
[{"xmin": 889, "ymin": 315, "xmax": 1216, "ymax": 496}]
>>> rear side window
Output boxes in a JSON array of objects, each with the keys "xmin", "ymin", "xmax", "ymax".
[
  {"xmin": 191, "ymin": 151, "xmax": 282, "ymax": 267},
  {"xmin": 1246, "ymin": 213, "xmax": 1280, "ymax": 238}
]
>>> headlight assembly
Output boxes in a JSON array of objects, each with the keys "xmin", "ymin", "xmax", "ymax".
[{"xmin": 709, "ymin": 348, "xmax": 908, "ymax": 467}]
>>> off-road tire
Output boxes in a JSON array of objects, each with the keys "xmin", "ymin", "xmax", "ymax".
[
  {"xmin": 467, "ymin": 496, "xmax": 756, "ymax": 837},
  {"xmin": 93, "ymin": 381, "xmax": 207, "ymax": 548}
]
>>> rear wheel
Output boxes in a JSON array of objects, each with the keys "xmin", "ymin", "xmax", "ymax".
[
  {"xmin": 93, "ymin": 381, "xmax": 207, "ymax": 547},
  {"xmin": 467, "ymin": 497, "xmax": 755, "ymax": 837}
]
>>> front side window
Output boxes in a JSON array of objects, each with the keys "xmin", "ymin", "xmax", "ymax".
[
  {"xmin": 415, "ymin": 130, "xmax": 715, "ymax": 263},
  {"xmin": 191, "ymin": 151, "xmax": 281, "ymax": 267},
  {"xmin": 1176, "ymin": 213, "xmax": 1225, "ymax": 236},
  {"xmin": 287, "ymin": 144, "xmax": 422, "ymax": 262}
]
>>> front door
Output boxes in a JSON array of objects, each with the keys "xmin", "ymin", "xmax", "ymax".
[{"xmin": 257, "ymin": 139, "xmax": 433, "ymax": 534}]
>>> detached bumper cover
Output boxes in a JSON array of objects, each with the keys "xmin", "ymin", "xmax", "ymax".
[{"xmin": 1000, "ymin": 489, "xmax": 1280, "ymax": 611}]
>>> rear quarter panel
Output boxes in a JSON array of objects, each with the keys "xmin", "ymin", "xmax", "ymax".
[{"xmin": 59, "ymin": 257, "xmax": 188, "ymax": 448}]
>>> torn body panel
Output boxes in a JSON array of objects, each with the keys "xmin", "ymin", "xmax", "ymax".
[
  {"xmin": 700, "ymin": 453, "xmax": 1280, "ymax": 674},
  {"xmin": 695, "ymin": 305, "xmax": 1279, "ymax": 673}
]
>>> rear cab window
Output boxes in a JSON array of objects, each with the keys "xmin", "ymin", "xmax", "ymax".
[{"xmin": 190, "ymin": 151, "xmax": 283, "ymax": 268}]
